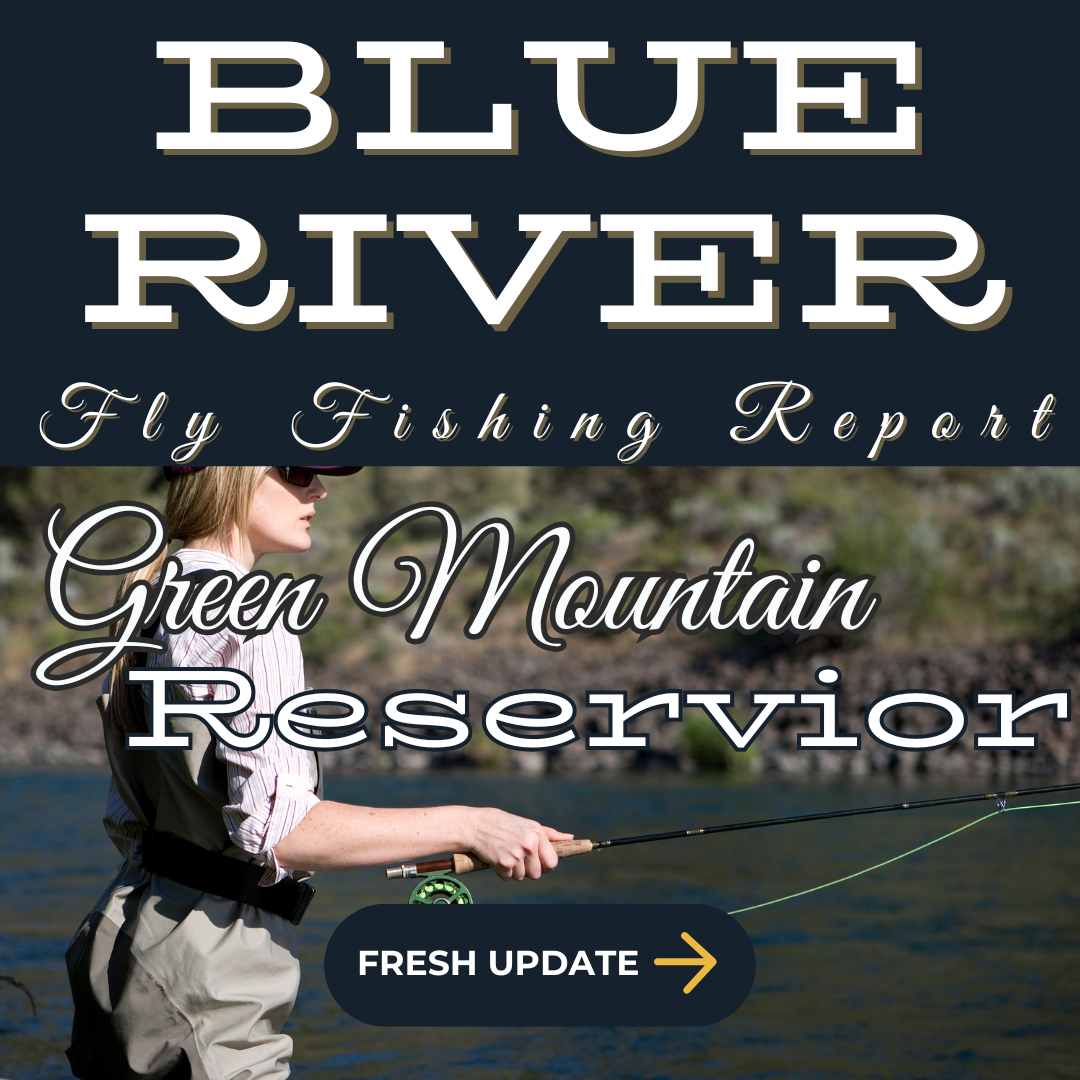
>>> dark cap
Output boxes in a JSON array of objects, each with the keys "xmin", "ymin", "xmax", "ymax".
[{"xmin": 162, "ymin": 465, "xmax": 363, "ymax": 481}]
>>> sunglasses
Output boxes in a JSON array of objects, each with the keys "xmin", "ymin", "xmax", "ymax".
[{"xmin": 276, "ymin": 467, "xmax": 321, "ymax": 487}]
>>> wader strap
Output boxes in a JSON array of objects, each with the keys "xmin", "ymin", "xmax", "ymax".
[{"xmin": 142, "ymin": 830, "xmax": 315, "ymax": 926}]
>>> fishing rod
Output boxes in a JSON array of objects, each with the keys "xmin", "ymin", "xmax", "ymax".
[{"xmin": 385, "ymin": 780, "xmax": 1080, "ymax": 904}]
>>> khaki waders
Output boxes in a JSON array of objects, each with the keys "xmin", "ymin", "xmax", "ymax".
[{"xmin": 66, "ymin": 703, "xmax": 319, "ymax": 1080}]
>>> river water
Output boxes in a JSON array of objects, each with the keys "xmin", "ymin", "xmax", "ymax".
[{"xmin": 1, "ymin": 770, "xmax": 1077, "ymax": 1079}]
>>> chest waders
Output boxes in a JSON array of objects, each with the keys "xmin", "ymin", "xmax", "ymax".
[{"xmin": 66, "ymin": 572, "xmax": 321, "ymax": 1080}]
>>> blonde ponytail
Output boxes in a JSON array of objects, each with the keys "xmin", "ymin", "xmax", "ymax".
[
  {"xmin": 108, "ymin": 549, "xmax": 170, "ymax": 733},
  {"xmin": 107, "ymin": 467, "xmax": 269, "ymax": 733}
]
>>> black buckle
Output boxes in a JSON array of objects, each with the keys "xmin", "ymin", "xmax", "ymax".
[{"xmin": 288, "ymin": 882, "xmax": 316, "ymax": 925}]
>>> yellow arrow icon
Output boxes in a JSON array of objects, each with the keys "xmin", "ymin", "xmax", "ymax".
[{"xmin": 653, "ymin": 931, "xmax": 717, "ymax": 994}]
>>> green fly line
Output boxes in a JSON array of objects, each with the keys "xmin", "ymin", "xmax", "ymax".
[
  {"xmin": 386, "ymin": 784, "xmax": 1080, "ymax": 905},
  {"xmin": 727, "ymin": 799, "xmax": 1080, "ymax": 915}
]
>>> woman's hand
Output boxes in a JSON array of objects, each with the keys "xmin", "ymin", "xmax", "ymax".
[{"xmin": 464, "ymin": 807, "xmax": 575, "ymax": 881}]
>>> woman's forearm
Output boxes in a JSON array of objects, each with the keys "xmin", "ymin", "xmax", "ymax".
[
  {"xmin": 273, "ymin": 802, "xmax": 475, "ymax": 870},
  {"xmin": 273, "ymin": 800, "xmax": 574, "ymax": 881}
]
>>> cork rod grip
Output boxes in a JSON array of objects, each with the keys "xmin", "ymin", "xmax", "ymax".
[{"xmin": 452, "ymin": 838, "xmax": 596, "ymax": 875}]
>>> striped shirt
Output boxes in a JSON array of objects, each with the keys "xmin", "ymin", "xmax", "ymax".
[{"xmin": 104, "ymin": 548, "xmax": 321, "ymax": 884}]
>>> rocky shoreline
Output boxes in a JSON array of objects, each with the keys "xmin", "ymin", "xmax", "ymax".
[{"xmin": 3, "ymin": 634, "xmax": 1076, "ymax": 779}]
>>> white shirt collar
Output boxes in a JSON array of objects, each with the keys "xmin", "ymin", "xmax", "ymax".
[{"xmin": 174, "ymin": 547, "xmax": 249, "ymax": 576}]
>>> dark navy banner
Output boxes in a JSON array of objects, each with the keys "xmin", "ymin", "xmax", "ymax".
[{"xmin": 9, "ymin": 2, "xmax": 1072, "ymax": 465}]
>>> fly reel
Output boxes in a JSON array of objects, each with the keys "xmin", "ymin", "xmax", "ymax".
[{"xmin": 408, "ymin": 871, "xmax": 473, "ymax": 905}]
